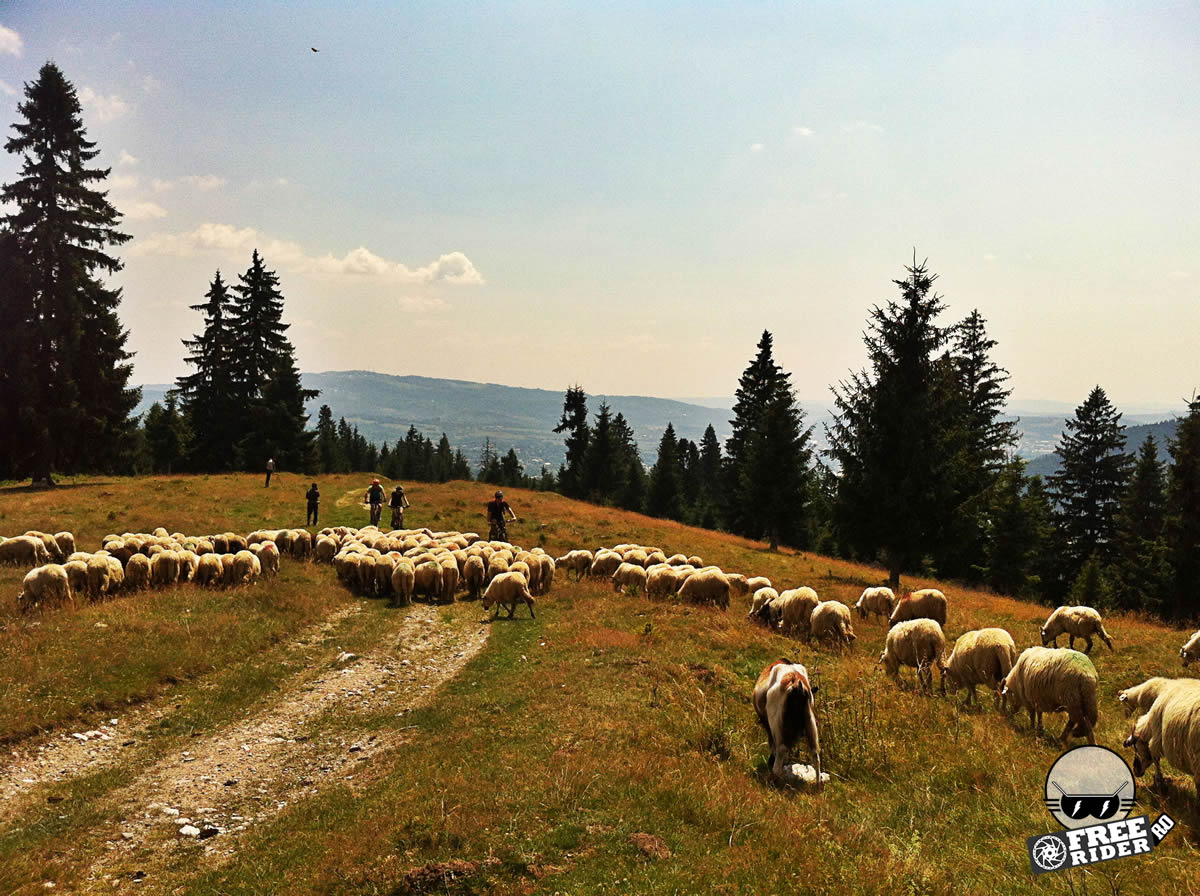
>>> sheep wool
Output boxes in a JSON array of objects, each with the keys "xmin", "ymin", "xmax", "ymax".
[
  {"xmin": 888, "ymin": 588, "xmax": 947, "ymax": 628},
  {"xmin": 1180, "ymin": 630, "xmax": 1200, "ymax": 668},
  {"xmin": 880, "ymin": 618, "xmax": 947, "ymax": 694},
  {"xmin": 1002, "ymin": 647, "xmax": 1099, "ymax": 745},
  {"xmin": 944, "ymin": 628, "xmax": 1017, "ymax": 707},
  {"xmin": 854, "ymin": 587, "xmax": 896, "ymax": 622},
  {"xmin": 772, "ymin": 588, "xmax": 820, "ymax": 638},
  {"xmin": 1041, "ymin": 605, "xmax": 1114, "ymax": 653},
  {"xmin": 1123, "ymin": 680, "xmax": 1200, "ymax": 793},
  {"xmin": 482, "ymin": 571, "xmax": 536, "ymax": 618}
]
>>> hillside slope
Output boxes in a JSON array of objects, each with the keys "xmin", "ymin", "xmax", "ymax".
[{"xmin": 1, "ymin": 476, "xmax": 1195, "ymax": 894}]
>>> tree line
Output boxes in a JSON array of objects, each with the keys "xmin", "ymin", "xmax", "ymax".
[{"xmin": 552, "ymin": 260, "xmax": 1199, "ymax": 621}]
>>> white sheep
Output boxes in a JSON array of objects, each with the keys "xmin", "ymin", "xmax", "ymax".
[
  {"xmin": 854, "ymin": 587, "xmax": 896, "ymax": 622},
  {"xmin": 676, "ymin": 568, "xmax": 731, "ymax": 610},
  {"xmin": 439, "ymin": 556, "xmax": 459, "ymax": 604},
  {"xmin": 150, "ymin": 550, "xmax": 180, "ymax": 588},
  {"xmin": 589, "ymin": 550, "xmax": 623, "ymax": 579},
  {"xmin": 0, "ymin": 534, "xmax": 50, "ymax": 567},
  {"xmin": 313, "ymin": 535, "xmax": 338, "ymax": 564},
  {"xmin": 612, "ymin": 562, "xmax": 648, "ymax": 593},
  {"xmin": 25, "ymin": 531, "xmax": 62, "ymax": 562},
  {"xmin": 251, "ymin": 541, "xmax": 281, "ymax": 578},
  {"xmin": 1117, "ymin": 677, "xmax": 1186, "ymax": 718},
  {"xmin": 389, "ymin": 558, "xmax": 415, "ymax": 605},
  {"xmin": 413, "ymin": 561, "xmax": 443, "ymax": 601},
  {"xmin": 1123, "ymin": 679, "xmax": 1200, "ymax": 793},
  {"xmin": 1001, "ymin": 647, "xmax": 1099, "ymax": 745},
  {"xmin": 888, "ymin": 589, "xmax": 947, "ymax": 628},
  {"xmin": 194, "ymin": 553, "xmax": 224, "ymax": 588},
  {"xmin": 880, "ymin": 619, "xmax": 946, "ymax": 694},
  {"xmin": 1040, "ymin": 605, "xmax": 1113, "ymax": 653},
  {"xmin": 64, "ymin": 559, "xmax": 90, "ymax": 596},
  {"xmin": 125, "ymin": 553, "xmax": 152, "ymax": 591},
  {"xmin": 809, "ymin": 600, "xmax": 856, "ymax": 648},
  {"xmin": 1180, "ymin": 630, "xmax": 1200, "ymax": 668},
  {"xmin": 232, "ymin": 550, "xmax": 261, "ymax": 585},
  {"xmin": 86, "ymin": 554, "xmax": 113, "ymax": 600},
  {"xmin": 745, "ymin": 575, "xmax": 772, "ymax": 594},
  {"xmin": 747, "ymin": 587, "xmax": 779, "ymax": 625},
  {"xmin": 556, "ymin": 549, "xmax": 592, "ymax": 581},
  {"xmin": 482, "ymin": 571, "xmax": 536, "ymax": 619},
  {"xmin": 726, "ymin": 574, "xmax": 752, "ymax": 598},
  {"xmin": 18, "ymin": 564, "xmax": 72, "ymax": 610},
  {"xmin": 53, "ymin": 531, "xmax": 76, "ymax": 559},
  {"xmin": 645, "ymin": 564, "xmax": 684, "ymax": 599},
  {"xmin": 767, "ymin": 588, "xmax": 817, "ymax": 638},
  {"xmin": 943, "ymin": 628, "xmax": 1018, "ymax": 707},
  {"xmin": 462, "ymin": 554, "xmax": 486, "ymax": 599}
]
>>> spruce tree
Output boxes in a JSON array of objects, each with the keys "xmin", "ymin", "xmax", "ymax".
[
  {"xmin": 583, "ymin": 401, "xmax": 616, "ymax": 502},
  {"xmin": 1109, "ymin": 435, "xmax": 1171, "ymax": 612},
  {"xmin": 696, "ymin": 424, "xmax": 724, "ymax": 529},
  {"xmin": 826, "ymin": 258, "xmax": 952, "ymax": 585},
  {"xmin": 1, "ymin": 62, "xmax": 139, "ymax": 482},
  {"xmin": 1048, "ymin": 386, "xmax": 1131, "ymax": 575},
  {"xmin": 553, "ymin": 385, "xmax": 590, "ymax": 498},
  {"xmin": 611, "ymin": 412, "xmax": 646, "ymax": 511},
  {"xmin": 646, "ymin": 423, "xmax": 682, "ymax": 520},
  {"xmin": 1164, "ymin": 397, "xmax": 1200, "ymax": 620},
  {"xmin": 142, "ymin": 392, "xmax": 191, "ymax": 474},
  {"xmin": 725, "ymin": 331, "xmax": 791, "ymax": 532},
  {"xmin": 739, "ymin": 385, "xmax": 813, "ymax": 550},
  {"xmin": 178, "ymin": 271, "xmax": 238, "ymax": 470},
  {"xmin": 315, "ymin": 405, "xmax": 344, "ymax": 472}
]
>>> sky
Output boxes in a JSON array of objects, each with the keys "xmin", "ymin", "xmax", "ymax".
[{"xmin": 1, "ymin": 2, "xmax": 1197, "ymax": 411}]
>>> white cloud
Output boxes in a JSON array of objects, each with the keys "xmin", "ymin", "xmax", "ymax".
[
  {"xmin": 118, "ymin": 150, "xmax": 139, "ymax": 166},
  {"xmin": 123, "ymin": 201, "xmax": 167, "ymax": 220},
  {"xmin": 131, "ymin": 223, "xmax": 486, "ymax": 285},
  {"xmin": 78, "ymin": 86, "xmax": 129, "ymax": 122},
  {"xmin": 792, "ymin": 126, "xmax": 814, "ymax": 137},
  {"xmin": 1168, "ymin": 270, "xmax": 1190, "ymax": 280},
  {"xmin": 0, "ymin": 25, "xmax": 22, "ymax": 57},
  {"xmin": 151, "ymin": 179, "xmax": 173, "ymax": 193},
  {"xmin": 141, "ymin": 75, "xmax": 162, "ymax": 94},
  {"xmin": 0, "ymin": 79, "xmax": 15, "ymax": 96},
  {"xmin": 110, "ymin": 174, "xmax": 140, "ymax": 191},
  {"xmin": 749, "ymin": 143, "xmax": 765, "ymax": 153}
]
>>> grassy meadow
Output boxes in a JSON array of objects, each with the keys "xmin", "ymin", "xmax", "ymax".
[{"xmin": 0, "ymin": 474, "xmax": 1198, "ymax": 895}]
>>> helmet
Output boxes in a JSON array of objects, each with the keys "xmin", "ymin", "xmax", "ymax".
[
  {"xmin": 372, "ymin": 479, "xmax": 380, "ymax": 484},
  {"xmin": 495, "ymin": 490, "xmax": 504, "ymax": 498}
]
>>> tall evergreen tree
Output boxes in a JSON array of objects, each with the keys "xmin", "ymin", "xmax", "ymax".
[
  {"xmin": 1109, "ymin": 435, "xmax": 1171, "ymax": 612},
  {"xmin": 695, "ymin": 424, "xmax": 724, "ymax": 529},
  {"xmin": 0, "ymin": 62, "xmax": 139, "ymax": 482},
  {"xmin": 1164, "ymin": 396, "xmax": 1200, "ymax": 620},
  {"xmin": 178, "ymin": 272, "xmax": 238, "ymax": 469},
  {"xmin": 314, "ymin": 405, "xmax": 345, "ymax": 472},
  {"xmin": 646, "ymin": 423, "xmax": 683, "ymax": 520},
  {"xmin": 1048, "ymin": 386, "xmax": 1131, "ymax": 575},
  {"xmin": 142, "ymin": 392, "xmax": 191, "ymax": 474},
  {"xmin": 826, "ymin": 258, "xmax": 953, "ymax": 585},
  {"xmin": 725, "ymin": 331, "xmax": 791, "ymax": 532},
  {"xmin": 611, "ymin": 412, "xmax": 646, "ymax": 511},
  {"xmin": 739, "ymin": 385, "xmax": 813, "ymax": 550},
  {"xmin": 583, "ymin": 401, "xmax": 617, "ymax": 502},
  {"xmin": 553, "ymin": 385, "xmax": 591, "ymax": 498},
  {"xmin": 979, "ymin": 461, "xmax": 1053, "ymax": 598}
]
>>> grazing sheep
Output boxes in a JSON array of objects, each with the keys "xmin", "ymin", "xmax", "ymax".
[
  {"xmin": 726, "ymin": 574, "xmax": 751, "ymax": 598},
  {"xmin": 854, "ymin": 587, "xmax": 896, "ymax": 622},
  {"xmin": 486, "ymin": 554, "xmax": 510, "ymax": 585},
  {"xmin": 106, "ymin": 555, "xmax": 125, "ymax": 592},
  {"xmin": 313, "ymin": 535, "xmax": 338, "ymax": 564},
  {"xmin": 532, "ymin": 552, "xmax": 555, "ymax": 595},
  {"xmin": 686, "ymin": 555, "xmax": 703, "ymax": 567},
  {"xmin": 150, "ymin": 550, "xmax": 180, "ymax": 588},
  {"xmin": 646, "ymin": 564, "xmax": 685, "ymax": 599},
  {"xmin": 413, "ymin": 561, "xmax": 443, "ymax": 602},
  {"xmin": 612, "ymin": 562, "xmax": 648, "ymax": 593},
  {"xmin": 439, "ymin": 556, "xmax": 459, "ymax": 604},
  {"xmin": 0, "ymin": 534, "xmax": 50, "ymax": 567},
  {"xmin": 25, "ymin": 531, "xmax": 62, "ymax": 562},
  {"xmin": 556, "ymin": 549, "xmax": 593, "ymax": 582},
  {"xmin": 1117, "ymin": 677, "xmax": 1191, "ymax": 718},
  {"xmin": 220, "ymin": 553, "xmax": 238, "ymax": 587},
  {"xmin": 809, "ymin": 601, "xmax": 855, "ymax": 648},
  {"xmin": 482, "ymin": 571, "xmax": 536, "ymax": 619},
  {"xmin": 232, "ymin": 550, "xmax": 261, "ymax": 585},
  {"xmin": 86, "ymin": 555, "xmax": 113, "ymax": 600},
  {"xmin": 194, "ymin": 553, "xmax": 224, "ymax": 588},
  {"xmin": 1041, "ymin": 606, "xmax": 1114, "ymax": 653},
  {"xmin": 771, "ymin": 587, "xmax": 820, "ymax": 638},
  {"xmin": 53, "ymin": 532, "xmax": 76, "ymax": 560},
  {"xmin": 125, "ymin": 553, "xmax": 152, "ymax": 591},
  {"xmin": 1122, "ymin": 679, "xmax": 1200, "ymax": 793},
  {"xmin": 589, "ymin": 550, "xmax": 623, "ymax": 579},
  {"xmin": 64, "ymin": 559, "xmax": 90, "ymax": 596},
  {"xmin": 18, "ymin": 564, "xmax": 72, "ymax": 610},
  {"xmin": 880, "ymin": 619, "xmax": 947, "ymax": 694},
  {"xmin": 175, "ymin": 550, "xmax": 199, "ymax": 584},
  {"xmin": 753, "ymin": 659, "xmax": 821, "ymax": 787},
  {"xmin": 252, "ymin": 541, "xmax": 281, "ymax": 578},
  {"xmin": 888, "ymin": 589, "xmax": 947, "ymax": 628},
  {"xmin": 1180, "ymin": 630, "xmax": 1200, "ymax": 668},
  {"xmin": 390, "ymin": 558, "xmax": 416, "ymax": 606},
  {"xmin": 676, "ymin": 568, "xmax": 731, "ymax": 610},
  {"xmin": 462, "ymin": 554, "xmax": 486, "ymax": 599},
  {"xmin": 747, "ymin": 587, "xmax": 779, "ymax": 625},
  {"xmin": 1001, "ymin": 647, "xmax": 1099, "ymax": 745},
  {"xmin": 943, "ymin": 628, "xmax": 1018, "ymax": 707}
]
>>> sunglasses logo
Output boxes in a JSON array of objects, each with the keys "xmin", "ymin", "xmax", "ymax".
[{"xmin": 1045, "ymin": 782, "xmax": 1134, "ymax": 821}]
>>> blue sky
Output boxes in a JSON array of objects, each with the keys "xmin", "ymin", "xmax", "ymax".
[{"xmin": 1, "ymin": 2, "xmax": 1197, "ymax": 409}]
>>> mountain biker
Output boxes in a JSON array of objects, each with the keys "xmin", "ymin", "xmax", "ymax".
[
  {"xmin": 486, "ymin": 490, "xmax": 517, "ymax": 542},
  {"xmin": 364, "ymin": 478, "xmax": 385, "ymax": 527},
  {"xmin": 389, "ymin": 483, "xmax": 410, "ymax": 529}
]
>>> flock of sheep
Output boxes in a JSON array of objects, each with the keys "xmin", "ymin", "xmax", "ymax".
[{"xmin": 5, "ymin": 525, "xmax": 1200, "ymax": 803}]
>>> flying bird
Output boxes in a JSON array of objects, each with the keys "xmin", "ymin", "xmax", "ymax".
[{"xmin": 311, "ymin": 47, "xmax": 319, "ymax": 52}]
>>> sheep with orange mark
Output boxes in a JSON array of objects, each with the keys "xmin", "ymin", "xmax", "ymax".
[{"xmin": 753, "ymin": 659, "xmax": 822, "ymax": 787}]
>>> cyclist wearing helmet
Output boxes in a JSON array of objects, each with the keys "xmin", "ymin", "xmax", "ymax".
[
  {"xmin": 364, "ymin": 478, "xmax": 385, "ymax": 527},
  {"xmin": 486, "ymin": 489, "xmax": 517, "ymax": 542}
]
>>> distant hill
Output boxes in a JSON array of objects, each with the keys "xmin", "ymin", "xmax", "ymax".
[{"xmin": 1023, "ymin": 418, "xmax": 1180, "ymax": 479}]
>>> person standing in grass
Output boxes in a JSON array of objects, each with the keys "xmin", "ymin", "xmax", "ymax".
[
  {"xmin": 486, "ymin": 489, "xmax": 517, "ymax": 542},
  {"xmin": 389, "ymin": 483, "xmax": 410, "ymax": 529},
  {"xmin": 306, "ymin": 482, "xmax": 320, "ymax": 526},
  {"xmin": 265, "ymin": 457, "xmax": 276, "ymax": 487},
  {"xmin": 364, "ymin": 478, "xmax": 385, "ymax": 527}
]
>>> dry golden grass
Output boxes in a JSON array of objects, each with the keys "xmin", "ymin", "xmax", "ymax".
[{"xmin": 0, "ymin": 474, "xmax": 1197, "ymax": 894}]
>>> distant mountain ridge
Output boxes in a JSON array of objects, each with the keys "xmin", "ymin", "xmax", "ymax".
[{"xmin": 133, "ymin": 372, "xmax": 1184, "ymax": 475}]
